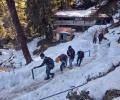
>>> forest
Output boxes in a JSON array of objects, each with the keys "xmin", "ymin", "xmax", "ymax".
[{"xmin": 0, "ymin": 0, "xmax": 119, "ymax": 63}]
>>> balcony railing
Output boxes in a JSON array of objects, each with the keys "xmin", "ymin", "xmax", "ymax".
[{"xmin": 54, "ymin": 20, "xmax": 96, "ymax": 26}]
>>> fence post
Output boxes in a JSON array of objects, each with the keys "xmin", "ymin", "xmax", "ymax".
[
  {"xmin": 31, "ymin": 68, "xmax": 35, "ymax": 80},
  {"xmin": 89, "ymin": 50, "xmax": 90, "ymax": 57}
]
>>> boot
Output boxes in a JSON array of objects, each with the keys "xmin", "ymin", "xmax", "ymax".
[
  {"xmin": 51, "ymin": 73, "xmax": 55, "ymax": 78},
  {"xmin": 44, "ymin": 77, "xmax": 50, "ymax": 80}
]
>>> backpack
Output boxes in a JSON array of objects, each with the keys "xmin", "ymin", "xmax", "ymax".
[
  {"xmin": 67, "ymin": 48, "xmax": 75, "ymax": 59},
  {"xmin": 60, "ymin": 54, "xmax": 68, "ymax": 61},
  {"xmin": 77, "ymin": 51, "xmax": 84, "ymax": 58},
  {"xmin": 45, "ymin": 57, "xmax": 54, "ymax": 69}
]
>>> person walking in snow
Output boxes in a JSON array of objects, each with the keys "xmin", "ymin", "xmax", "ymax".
[
  {"xmin": 55, "ymin": 54, "xmax": 68, "ymax": 72},
  {"xmin": 98, "ymin": 33, "xmax": 104, "ymax": 44},
  {"xmin": 103, "ymin": 37, "xmax": 111, "ymax": 47},
  {"xmin": 93, "ymin": 32, "xmax": 97, "ymax": 44},
  {"xmin": 33, "ymin": 53, "xmax": 54, "ymax": 80},
  {"xmin": 76, "ymin": 50, "xmax": 84, "ymax": 66},
  {"xmin": 67, "ymin": 46, "xmax": 75, "ymax": 68}
]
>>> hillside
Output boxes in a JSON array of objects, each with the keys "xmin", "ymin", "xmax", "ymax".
[
  {"xmin": 0, "ymin": 24, "xmax": 120, "ymax": 100},
  {"xmin": 0, "ymin": 1, "xmax": 120, "ymax": 99}
]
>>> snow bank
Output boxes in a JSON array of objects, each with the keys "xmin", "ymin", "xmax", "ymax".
[{"xmin": 0, "ymin": 25, "xmax": 120, "ymax": 100}]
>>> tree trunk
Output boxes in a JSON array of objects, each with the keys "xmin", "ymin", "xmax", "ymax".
[{"xmin": 6, "ymin": 0, "xmax": 32, "ymax": 64}]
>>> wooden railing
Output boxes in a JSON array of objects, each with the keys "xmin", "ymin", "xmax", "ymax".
[{"xmin": 54, "ymin": 20, "xmax": 96, "ymax": 26}]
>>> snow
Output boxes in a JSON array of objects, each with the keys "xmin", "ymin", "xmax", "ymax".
[
  {"xmin": 113, "ymin": 97, "xmax": 120, "ymax": 100},
  {"xmin": 80, "ymin": 66, "xmax": 120, "ymax": 100},
  {"xmin": 100, "ymin": 0, "xmax": 108, "ymax": 6},
  {"xmin": 74, "ymin": 0, "xmax": 109, "ymax": 7},
  {"xmin": 113, "ymin": 13, "xmax": 120, "ymax": 23},
  {"xmin": 55, "ymin": 7, "xmax": 96, "ymax": 17},
  {"xmin": 0, "ymin": 25, "xmax": 120, "ymax": 100}
]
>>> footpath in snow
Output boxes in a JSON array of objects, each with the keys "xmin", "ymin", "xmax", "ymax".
[{"xmin": 0, "ymin": 25, "xmax": 120, "ymax": 100}]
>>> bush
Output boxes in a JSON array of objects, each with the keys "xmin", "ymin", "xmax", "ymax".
[
  {"xmin": 66, "ymin": 90, "xmax": 93, "ymax": 100},
  {"xmin": 103, "ymin": 89, "xmax": 120, "ymax": 100}
]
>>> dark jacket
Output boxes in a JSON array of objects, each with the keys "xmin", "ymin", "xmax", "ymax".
[
  {"xmin": 77, "ymin": 51, "xmax": 84, "ymax": 58},
  {"xmin": 59, "ymin": 54, "xmax": 68, "ymax": 62},
  {"xmin": 67, "ymin": 48, "xmax": 75, "ymax": 59},
  {"xmin": 98, "ymin": 33, "xmax": 104, "ymax": 40},
  {"xmin": 38, "ymin": 57, "xmax": 54, "ymax": 69}
]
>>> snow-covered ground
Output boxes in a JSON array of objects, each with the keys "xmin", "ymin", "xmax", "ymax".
[
  {"xmin": 114, "ymin": 97, "xmax": 120, "ymax": 100},
  {"xmin": 0, "ymin": 25, "xmax": 120, "ymax": 100}
]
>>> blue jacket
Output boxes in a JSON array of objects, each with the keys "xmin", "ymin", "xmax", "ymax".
[{"xmin": 35, "ymin": 56, "xmax": 54, "ymax": 69}]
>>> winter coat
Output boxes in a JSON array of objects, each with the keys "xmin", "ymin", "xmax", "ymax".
[
  {"xmin": 67, "ymin": 48, "xmax": 75, "ymax": 59},
  {"xmin": 59, "ymin": 54, "xmax": 68, "ymax": 62},
  {"xmin": 98, "ymin": 33, "xmax": 104, "ymax": 40},
  {"xmin": 77, "ymin": 51, "xmax": 84, "ymax": 58},
  {"xmin": 55, "ymin": 54, "xmax": 67, "ymax": 63},
  {"xmin": 40, "ymin": 56, "xmax": 54, "ymax": 69}
]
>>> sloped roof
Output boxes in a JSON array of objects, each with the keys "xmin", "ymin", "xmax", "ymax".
[
  {"xmin": 53, "ymin": 27, "xmax": 75, "ymax": 34},
  {"xmin": 55, "ymin": 7, "xmax": 109, "ymax": 18},
  {"xmin": 55, "ymin": 7, "xmax": 97, "ymax": 17}
]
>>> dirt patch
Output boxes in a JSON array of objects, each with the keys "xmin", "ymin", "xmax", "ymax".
[{"xmin": 33, "ymin": 39, "xmax": 60, "ymax": 55}]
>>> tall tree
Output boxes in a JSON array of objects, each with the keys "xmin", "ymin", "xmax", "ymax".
[
  {"xmin": 0, "ymin": 0, "xmax": 27, "ymax": 40},
  {"xmin": 6, "ymin": 0, "xmax": 32, "ymax": 64},
  {"xmin": 26, "ymin": 0, "xmax": 54, "ymax": 41}
]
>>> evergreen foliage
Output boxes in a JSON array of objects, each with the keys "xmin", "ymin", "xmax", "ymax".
[
  {"xmin": 66, "ymin": 90, "xmax": 93, "ymax": 100},
  {"xmin": 26, "ymin": 0, "xmax": 54, "ymax": 38}
]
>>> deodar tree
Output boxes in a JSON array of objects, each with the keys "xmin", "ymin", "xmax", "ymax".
[
  {"xmin": 26, "ymin": 0, "xmax": 54, "ymax": 41},
  {"xmin": 6, "ymin": 0, "xmax": 32, "ymax": 64}
]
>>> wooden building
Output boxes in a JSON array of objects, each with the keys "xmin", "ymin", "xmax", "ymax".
[
  {"xmin": 54, "ymin": 8, "xmax": 111, "ymax": 31},
  {"xmin": 53, "ymin": 27, "xmax": 75, "ymax": 42}
]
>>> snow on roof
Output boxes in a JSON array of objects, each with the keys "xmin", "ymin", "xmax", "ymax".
[
  {"xmin": 55, "ymin": 7, "xmax": 97, "ymax": 17},
  {"xmin": 97, "ymin": 14, "xmax": 109, "ymax": 18},
  {"xmin": 59, "ymin": 31, "xmax": 70, "ymax": 34},
  {"xmin": 54, "ymin": 27, "xmax": 75, "ymax": 34},
  {"xmin": 55, "ymin": 10, "xmax": 91, "ymax": 17}
]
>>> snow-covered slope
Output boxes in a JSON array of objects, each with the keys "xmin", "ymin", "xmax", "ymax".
[{"xmin": 0, "ymin": 25, "xmax": 120, "ymax": 100}]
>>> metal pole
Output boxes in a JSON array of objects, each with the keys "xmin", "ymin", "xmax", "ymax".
[
  {"xmin": 31, "ymin": 68, "xmax": 35, "ymax": 80},
  {"xmin": 89, "ymin": 50, "xmax": 90, "ymax": 57}
]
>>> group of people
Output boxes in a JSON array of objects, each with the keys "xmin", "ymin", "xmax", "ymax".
[
  {"xmin": 93, "ymin": 28, "xmax": 109, "ymax": 44},
  {"xmin": 33, "ymin": 46, "xmax": 84, "ymax": 80},
  {"xmin": 32, "ymin": 28, "xmax": 111, "ymax": 80},
  {"xmin": 93, "ymin": 30, "xmax": 111, "ymax": 49},
  {"xmin": 93, "ymin": 31, "xmax": 105, "ymax": 44}
]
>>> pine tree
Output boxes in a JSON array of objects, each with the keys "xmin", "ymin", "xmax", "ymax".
[
  {"xmin": 6, "ymin": 0, "xmax": 32, "ymax": 64},
  {"xmin": 26, "ymin": 0, "xmax": 54, "ymax": 41}
]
